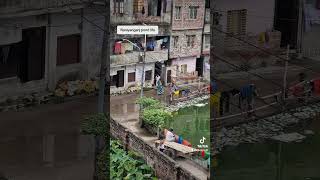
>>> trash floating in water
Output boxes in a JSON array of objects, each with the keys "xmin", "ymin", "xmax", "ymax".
[
  {"xmin": 194, "ymin": 103, "xmax": 206, "ymax": 107},
  {"xmin": 270, "ymin": 133, "xmax": 306, "ymax": 143}
]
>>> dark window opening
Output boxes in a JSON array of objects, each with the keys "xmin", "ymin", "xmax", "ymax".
[
  {"xmin": 19, "ymin": 27, "xmax": 46, "ymax": 82},
  {"xmin": 0, "ymin": 45, "xmax": 17, "ymax": 79},
  {"xmin": 148, "ymin": 0, "xmax": 162, "ymax": 16},
  {"xmin": 57, "ymin": 34, "xmax": 81, "ymax": 66},
  {"xmin": 114, "ymin": 0, "xmax": 124, "ymax": 14},
  {"xmin": 145, "ymin": 70, "xmax": 152, "ymax": 81},
  {"xmin": 128, "ymin": 72, "xmax": 136, "ymax": 82}
]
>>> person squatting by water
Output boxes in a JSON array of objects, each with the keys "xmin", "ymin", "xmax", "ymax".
[
  {"xmin": 165, "ymin": 128, "xmax": 175, "ymax": 142},
  {"xmin": 170, "ymin": 82, "xmax": 179, "ymax": 103}
]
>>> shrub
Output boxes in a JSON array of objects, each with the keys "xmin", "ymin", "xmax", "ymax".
[
  {"xmin": 109, "ymin": 140, "xmax": 156, "ymax": 180},
  {"xmin": 81, "ymin": 113, "xmax": 108, "ymax": 139},
  {"xmin": 136, "ymin": 97, "xmax": 164, "ymax": 109},
  {"xmin": 142, "ymin": 108, "xmax": 172, "ymax": 128}
]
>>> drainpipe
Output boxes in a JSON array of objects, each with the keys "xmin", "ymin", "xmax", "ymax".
[
  {"xmin": 46, "ymin": 13, "xmax": 52, "ymax": 91},
  {"xmin": 297, "ymin": 0, "xmax": 303, "ymax": 58}
]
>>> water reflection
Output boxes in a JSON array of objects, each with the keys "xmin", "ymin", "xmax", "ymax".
[
  {"xmin": 0, "ymin": 134, "xmax": 94, "ymax": 180},
  {"xmin": 215, "ymin": 133, "xmax": 320, "ymax": 180},
  {"xmin": 166, "ymin": 104, "xmax": 210, "ymax": 148}
]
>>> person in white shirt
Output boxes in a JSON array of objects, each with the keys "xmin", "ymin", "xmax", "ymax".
[{"xmin": 165, "ymin": 128, "xmax": 175, "ymax": 142}]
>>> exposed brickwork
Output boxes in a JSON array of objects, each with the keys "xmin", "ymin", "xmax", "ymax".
[
  {"xmin": 170, "ymin": 29, "xmax": 203, "ymax": 58},
  {"xmin": 172, "ymin": 0, "xmax": 205, "ymax": 30}
]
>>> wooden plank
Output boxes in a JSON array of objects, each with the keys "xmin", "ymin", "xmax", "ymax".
[{"xmin": 155, "ymin": 140, "xmax": 199, "ymax": 154}]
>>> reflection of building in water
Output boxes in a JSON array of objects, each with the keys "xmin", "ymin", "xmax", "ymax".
[{"xmin": 43, "ymin": 135, "xmax": 55, "ymax": 166}]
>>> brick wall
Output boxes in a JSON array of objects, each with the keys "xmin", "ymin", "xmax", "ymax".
[
  {"xmin": 110, "ymin": 119, "xmax": 203, "ymax": 180},
  {"xmin": 170, "ymin": 29, "xmax": 203, "ymax": 58},
  {"xmin": 172, "ymin": 0, "xmax": 205, "ymax": 30}
]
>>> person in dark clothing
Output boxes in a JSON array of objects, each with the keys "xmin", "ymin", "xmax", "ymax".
[
  {"xmin": 239, "ymin": 84, "xmax": 258, "ymax": 115},
  {"xmin": 220, "ymin": 91, "xmax": 230, "ymax": 116}
]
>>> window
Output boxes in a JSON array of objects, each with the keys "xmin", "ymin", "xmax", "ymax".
[
  {"xmin": 181, "ymin": 64, "xmax": 187, "ymax": 74},
  {"xmin": 0, "ymin": 45, "xmax": 16, "ymax": 79},
  {"xmin": 175, "ymin": 6, "xmax": 181, "ymax": 19},
  {"xmin": 133, "ymin": 0, "xmax": 144, "ymax": 13},
  {"xmin": 205, "ymin": 0, "xmax": 210, "ymax": 8},
  {"xmin": 187, "ymin": 35, "xmax": 196, "ymax": 47},
  {"xmin": 173, "ymin": 36, "xmax": 179, "ymax": 48},
  {"xmin": 189, "ymin": 6, "xmax": 198, "ymax": 19},
  {"xmin": 145, "ymin": 70, "xmax": 152, "ymax": 81},
  {"xmin": 114, "ymin": 0, "xmax": 124, "ymax": 14},
  {"xmin": 128, "ymin": 72, "xmax": 136, "ymax": 82},
  {"xmin": 57, "ymin": 34, "xmax": 81, "ymax": 66},
  {"xmin": 227, "ymin": 9, "xmax": 247, "ymax": 35}
]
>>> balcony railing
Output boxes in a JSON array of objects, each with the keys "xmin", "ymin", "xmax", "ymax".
[
  {"xmin": 0, "ymin": 0, "xmax": 102, "ymax": 15},
  {"xmin": 111, "ymin": 49, "xmax": 168, "ymax": 67}
]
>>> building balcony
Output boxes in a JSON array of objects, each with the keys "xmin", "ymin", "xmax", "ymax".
[
  {"xmin": 111, "ymin": 49, "xmax": 168, "ymax": 67},
  {"xmin": 0, "ymin": 0, "xmax": 103, "ymax": 17}
]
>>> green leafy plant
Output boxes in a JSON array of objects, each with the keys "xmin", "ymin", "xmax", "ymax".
[
  {"xmin": 136, "ymin": 97, "xmax": 164, "ymax": 109},
  {"xmin": 81, "ymin": 113, "xmax": 108, "ymax": 139},
  {"xmin": 110, "ymin": 140, "xmax": 157, "ymax": 180},
  {"xmin": 142, "ymin": 108, "xmax": 172, "ymax": 128}
]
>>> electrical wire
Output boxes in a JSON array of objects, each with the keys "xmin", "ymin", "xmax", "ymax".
[{"xmin": 212, "ymin": 26, "xmax": 320, "ymax": 75}]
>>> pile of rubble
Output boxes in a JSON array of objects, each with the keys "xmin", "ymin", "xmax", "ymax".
[
  {"xmin": 214, "ymin": 103, "xmax": 320, "ymax": 152},
  {"xmin": 111, "ymin": 83, "xmax": 153, "ymax": 96},
  {"xmin": 54, "ymin": 80, "xmax": 98, "ymax": 97},
  {"xmin": 166, "ymin": 95, "xmax": 209, "ymax": 112},
  {"xmin": 0, "ymin": 92, "xmax": 53, "ymax": 112}
]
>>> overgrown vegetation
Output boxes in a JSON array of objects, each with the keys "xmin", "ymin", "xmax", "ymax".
[
  {"xmin": 137, "ymin": 97, "xmax": 172, "ymax": 128},
  {"xmin": 136, "ymin": 97, "xmax": 164, "ymax": 109},
  {"xmin": 142, "ymin": 108, "xmax": 172, "ymax": 128},
  {"xmin": 110, "ymin": 140, "xmax": 157, "ymax": 180},
  {"xmin": 81, "ymin": 114, "xmax": 156, "ymax": 179}
]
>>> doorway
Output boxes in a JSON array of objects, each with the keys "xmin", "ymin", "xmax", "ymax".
[
  {"xmin": 196, "ymin": 57, "xmax": 204, "ymax": 77},
  {"xmin": 154, "ymin": 61, "xmax": 162, "ymax": 84},
  {"xmin": 19, "ymin": 27, "xmax": 46, "ymax": 83},
  {"xmin": 167, "ymin": 70, "xmax": 172, "ymax": 84},
  {"xmin": 274, "ymin": 0, "xmax": 299, "ymax": 48}
]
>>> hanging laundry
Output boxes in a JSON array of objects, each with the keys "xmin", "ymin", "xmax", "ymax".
[
  {"xmin": 265, "ymin": 31, "xmax": 270, "ymax": 43},
  {"xmin": 211, "ymin": 80, "xmax": 218, "ymax": 93},
  {"xmin": 113, "ymin": 42, "xmax": 122, "ymax": 54},
  {"xmin": 122, "ymin": 42, "xmax": 134, "ymax": 53},
  {"xmin": 211, "ymin": 91, "xmax": 221, "ymax": 112},
  {"xmin": 146, "ymin": 40, "xmax": 155, "ymax": 51},
  {"xmin": 290, "ymin": 84, "xmax": 304, "ymax": 97},
  {"xmin": 220, "ymin": 91, "xmax": 230, "ymax": 116},
  {"xmin": 259, "ymin": 32, "xmax": 265, "ymax": 43},
  {"xmin": 313, "ymin": 79, "xmax": 320, "ymax": 95}
]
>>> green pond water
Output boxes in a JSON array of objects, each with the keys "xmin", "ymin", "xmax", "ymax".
[
  {"xmin": 214, "ymin": 130, "xmax": 320, "ymax": 180},
  {"xmin": 166, "ymin": 103, "xmax": 210, "ymax": 149}
]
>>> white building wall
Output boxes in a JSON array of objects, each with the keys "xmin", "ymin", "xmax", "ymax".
[
  {"xmin": 0, "ymin": 7, "xmax": 104, "ymax": 99},
  {"xmin": 172, "ymin": 57, "xmax": 197, "ymax": 74}
]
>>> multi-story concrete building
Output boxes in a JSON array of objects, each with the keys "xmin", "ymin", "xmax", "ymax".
[
  {"xmin": 168, "ymin": 0, "xmax": 206, "ymax": 85},
  {"xmin": 0, "ymin": 0, "xmax": 106, "ymax": 99},
  {"xmin": 110, "ymin": 0, "xmax": 172, "ymax": 93}
]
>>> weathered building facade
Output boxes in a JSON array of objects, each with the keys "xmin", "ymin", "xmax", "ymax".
[
  {"xmin": 169, "ymin": 0, "xmax": 206, "ymax": 85},
  {"xmin": 0, "ymin": 0, "xmax": 105, "ymax": 99},
  {"xmin": 110, "ymin": 0, "xmax": 172, "ymax": 93}
]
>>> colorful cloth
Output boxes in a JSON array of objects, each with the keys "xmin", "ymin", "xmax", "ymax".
[
  {"xmin": 211, "ymin": 91, "xmax": 221, "ymax": 111},
  {"xmin": 178, "ymin": 136, "xmax": 183, "ymax": 144},
  {"xmin": 313, "ymin": 79, "xmax": 320, "ymax": 95},
  {"xmin": 114, "ymin": 42, "xmax": 122, "ymax": 54}
]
